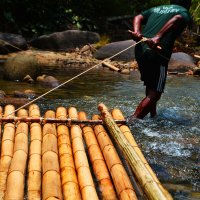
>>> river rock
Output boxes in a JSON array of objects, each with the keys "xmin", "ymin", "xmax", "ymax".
[
  {"xmin": 29, "ymin": 30, "xmax": 100, "ymax": 51},
  {"xmin": 3, "ymin": 54, "xmax": 41, "ymax": 81},
  {"xmin": 0, "ymin": 32, "xmax": 27, "ymax": 54},
  {"xmin": 168, "ymin": 52, "xmax": 196, "ymax": 72},
  {"xmin": 23, "ymin": 75, "xmax": 34, "ymax": 83},
  {"xmin": 94, "ymin": 40, "xmax": 136, "ymax": 61},
  {"xmin": 36, "ymin": 75, "xmax": 59, "ymax": 87},
  {"xmin": 120, "ymin": 69, "xmax": 130, "ymax": 74},
  {"xmin": 0, "ymin": 97, "xmax": 30, "ymax": 108},
  {"xmin": 14, "ymin": 89, "xmax": 36, "ymax": 99}
]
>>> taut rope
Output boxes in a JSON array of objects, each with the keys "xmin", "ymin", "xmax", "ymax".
[
  {"xmin": 0, "ymin": 39, "xmax": 23, "ymax": 51},
  {"xmin": 4, "ymin": 39, "xmax": 146, "ymax": 116}
]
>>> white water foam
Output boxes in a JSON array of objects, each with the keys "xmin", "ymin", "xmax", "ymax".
[{"xmin": 149, "ymin": 141, "xmax": 191, "ymax": 157}]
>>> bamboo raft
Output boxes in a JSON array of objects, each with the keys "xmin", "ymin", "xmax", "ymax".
[{"xmin": 0, "ymin": 103, "xmax": 173, "ymax": 200}]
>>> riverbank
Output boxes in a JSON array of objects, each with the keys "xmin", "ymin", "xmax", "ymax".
[{"xmin": 0, "ymin": 46, "xmax": 199, "ymax": 76}]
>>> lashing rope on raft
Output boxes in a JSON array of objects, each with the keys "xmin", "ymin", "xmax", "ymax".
[{"xmin": 0, "ymin": 116, "xmax": 126, "ymax": 125}]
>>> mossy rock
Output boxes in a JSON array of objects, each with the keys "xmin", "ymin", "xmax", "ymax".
[{"xmin": 3, "ymin": 54, "xmax": 41, "ymax": 81}]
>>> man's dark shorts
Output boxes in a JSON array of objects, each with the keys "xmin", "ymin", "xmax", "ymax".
[{"xmin": 135, "ymin": 44, "xmax": 169, "ymax": 93}]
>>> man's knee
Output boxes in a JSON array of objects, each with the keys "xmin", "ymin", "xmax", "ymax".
[{"xmin": 146, "ymin": 88, "xmax": 162, "ymax": 102}]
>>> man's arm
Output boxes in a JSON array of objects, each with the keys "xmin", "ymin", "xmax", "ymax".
[
  {"xmin": 133, "ymin": 14, "xmax": 144, "ymax": 35},
  {"xmin": 129, "ymin": 14, "xmax": 144, "ymax": 41},
  {"xmin": 147, "ymin": 14, "xmax": 185, "ymax": 48}
]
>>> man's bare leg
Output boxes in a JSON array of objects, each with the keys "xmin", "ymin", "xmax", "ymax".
[
  {"xmin": 146, "ymin": 87, "xmax": 160, "ymax": 118},
  {"xmin": 133, "ymin": 87, "xmax": 161, "ymax": 119}
]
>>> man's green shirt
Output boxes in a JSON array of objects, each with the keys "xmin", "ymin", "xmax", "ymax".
[{"xmin": 141, "ymin": 4, "xmax": 191, "ymax": 57}]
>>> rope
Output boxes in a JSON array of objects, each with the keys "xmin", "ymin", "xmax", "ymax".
[
  {"xmin": 0, "ymin": 39, "xmax": 23, "ymax": 51},
  {"xmin": 5, "ymin": 39, "xmax": 146, "ymax": 117}
]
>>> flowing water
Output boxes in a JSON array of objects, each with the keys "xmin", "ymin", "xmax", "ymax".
[{"xmin": 0, "ymin": 65, "xmax": 200, "ymax": 199}]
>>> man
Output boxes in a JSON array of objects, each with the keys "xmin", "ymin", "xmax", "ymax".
[{"xmin": 129, "ymin": 0, "xmax": 191, "ymax": 120}]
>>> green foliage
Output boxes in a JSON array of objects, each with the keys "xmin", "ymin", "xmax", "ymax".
[
  {"xmin": 0, "ymin": 0, "xmax": 199, "ymax": 38},
  {"xmin": 0, "ymin": 0, "xmax": 73, "ymax": 37},
  {"xmin": 191, "ymin": 0, "xmax": 200, "ymax": 25}
]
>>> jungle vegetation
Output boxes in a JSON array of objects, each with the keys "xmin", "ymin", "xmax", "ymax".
[{"xmin": 0, "ymin": 0, "xmax": 199, "ymax": 38}]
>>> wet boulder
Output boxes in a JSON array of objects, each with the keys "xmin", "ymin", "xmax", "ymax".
[
  {"xmin": 29, "ymin": 30, "xmax": 100, "ymax": 51},
  {"xmin": 14, "ymin": 89, "xmax": 36, "ymax": 99},
  {"xmin": 94, "ymin": 40, "xmax": 136, "ymax": 61},
  {"xmin": 23, "ymin": 75, "xmax": 34, "ymax": 83},
  {"xmin": 36, "ymin": 75, "xmax": 59, "ymax": 87},
  {"xmin": 0, "ymin": 97, "xmax": 30, "ymax": 108},
  {"xmin": 3, "ymin": 54, "xmax": 41, "ymax": 81},
  {"xmin": 168, "ymin": 52, "xmax": 196, "ymax": 73},
  {"xmin": 0, "ymin": 33, "xmax": 27, "ymax": 54}
]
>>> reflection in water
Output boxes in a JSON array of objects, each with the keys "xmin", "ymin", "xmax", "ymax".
[{"xmin": 0, "ymin": 66, "xmax": 200, "ymax": 199}]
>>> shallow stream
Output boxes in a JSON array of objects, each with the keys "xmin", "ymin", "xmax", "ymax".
[{"xmin": 0, "ymin": 65, "xmax": 200, "ymax": 199}]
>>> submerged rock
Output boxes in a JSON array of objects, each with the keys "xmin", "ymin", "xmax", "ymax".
[
  {"xmin": 151, "ymin": 164, "xmax": 171, "ymax": 182},
  {"xmin": 36, "ymin": 75, "xmax": 59, "ymax": 87},
  {"xmin": 23, "ymin": 75, "xmax": 34, "ymax": 83},
  {"xmin": 0, "ymin": 97, "xmax": 30, "ymax": 108},
  {"xmin": 14, "ymin": 89, "xmax": 36, "ymax": 99}
]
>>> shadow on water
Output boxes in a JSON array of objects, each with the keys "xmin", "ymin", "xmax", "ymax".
[{"xmin": 0, "ymin": 65, "xmax": 200, "ymax": 199}]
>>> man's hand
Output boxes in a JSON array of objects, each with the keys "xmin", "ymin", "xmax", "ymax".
[
  {"xmin": 146, "ymin": 36, "xmax": 162, "ymax": 50},
  {"xmin": 146, "ymin": 14, "xmax": 184, "ymax": 50},
  {"xmin": 129, "ymin": 30, "xmax": 162, "ymax": 50},
  {"xmin": 128, "ymin": 30, "xmax": 143, "ymax": 42}
]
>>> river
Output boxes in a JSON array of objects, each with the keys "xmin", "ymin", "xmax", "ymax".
[{"xmin": 0, "ymin": 66, "xmax": 200, "ymax": 199}]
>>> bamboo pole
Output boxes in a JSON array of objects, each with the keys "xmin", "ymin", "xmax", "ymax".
[
  {"xmin": 56, "ymin": 107, "xmax": 81, "ymax": 200},
  {"xmin": 92, "ymin": 114, "xmax": 137, "ymax": 200},
  {"xmin": 113, "ymin": 142, "xmax": 146, "ymax": 200},
  {"xmin": 0, "ymin": 117, "xmax": 126, "ymax": 124},
  {"xmin": 111, "ymin": 108, "xmax": 173, "ymax": 200},
  {"xmin": 102, "ymin": 61, "xmax": 121, "ymax": 72},
  {"xmin": 42, "ymin": 110, "xmax": 62, "ymax": 200},
  {"xmin": 98, "ymin": 103, "xmax": 172, "ymax": 200},
  {"xmin": 0, "ymin": 105, "xmax": 15, "ymax": 199},
  {"xmin": 68, "ymin": 107, "xmax": 99, "ymax": 200},
  {"xmin": 78, "ymin": 111, "xmax": 117, "ymax": 200},
  {"xmin": 28, "ymin": 104, "xmax": 42, "ymax": 200},
  {"xmin": 111, "ymin": 109, "xmax": 147, "ymax": 200},
  {"xmin": 17, "ymin": 108, "xmax": 28, "ymax": 118},
  {"xmin": 5, "ymin": 108, "xmax": 28, "ymax": 200}
]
